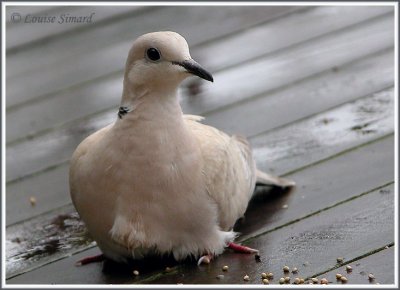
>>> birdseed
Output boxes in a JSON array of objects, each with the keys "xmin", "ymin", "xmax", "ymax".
[
  {"xmin": 336, "ymin": 273, "xmax": 342, "ymax": 279},
  {"xmin": 368, "ymin": 273, "xmax": 375, "ymax": 281},
  {"xmin": 267, "ymin": 272, "xmax": 274, "ymax": 279},
  {"xmin": 346, "ymin": 265, "xmax": 352, "ymax": 272},
  {"xmin": 311, "ymin": 278, "xmax": 319, "ymax": 284},
  {"xmin": 293, "ymin": 278, "xmax": 300, "ymax": 284},
  {"xmin": 279, "ymin": 278, "xmax": 285, "ymax": 284},
  {"xmin": 337, "ymin": 257, "xmax": 344, "ymax": 263},
  {"xmin": 262, "ymin": 278, "xmax": 269, "ymax": 284},
  {"xmin": 292, "ymin": 267, "xmax": 298, "ymax": 273},
  {"xmin": 320, "ymin": 278, "xmax": 328, "ymax": 284},
  {"xmin": 340, "ymin": 276, "xmax": 348, "ymax": 283},
  {"xmin": 243, "ymin": 275, "xmax": 250, "ymax": 281},
  {"xmin": 133, "ymin": 270, "xmax": 139, "ymax": 276},
  {"xmin": 222, "ymin": 265, "xmax": 229, "ymax": 271},
  {"xmin": 283, "ymin": 265, "xmax": 290, "ymax": 272},
  {"xmin": 261, "ymin": 272, "xmax": 267, "ymax": 279}
]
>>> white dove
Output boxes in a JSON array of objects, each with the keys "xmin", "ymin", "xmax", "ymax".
[{"xmin": 69, "ymin": 31, "xmax": 295, "ymax": 266}]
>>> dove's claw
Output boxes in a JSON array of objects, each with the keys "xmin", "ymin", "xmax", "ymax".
[
  {"xmin": 197, "ymin": 254, "xmax": 213, "ymax": 265},
  {"xmin": 227, "ymin": 242, "xmax": 259, "ymax": 254},
  {"xmin": 75, "ymin": 254, "xmax": 105, "ymax": 266}
]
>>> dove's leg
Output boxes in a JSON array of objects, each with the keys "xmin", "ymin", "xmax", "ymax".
[
  {"xmin": 75, "ymin": 254, "xmax": 105, "ymax": 266},
  {"xmin": 227, "ymin": 242, "xmax": 259, "ymax": 254}
]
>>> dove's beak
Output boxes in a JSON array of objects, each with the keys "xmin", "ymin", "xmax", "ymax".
[{"xmin": 172, "ymin": 59, "xmax": 214, "ymax": 82}]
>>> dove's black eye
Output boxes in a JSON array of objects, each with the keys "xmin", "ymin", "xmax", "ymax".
[{"xmin": 146, "ymin": 48, "xmax": 161, "ymax": 61}]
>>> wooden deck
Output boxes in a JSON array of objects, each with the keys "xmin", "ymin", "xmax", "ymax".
[{"xmin": 5, "ymin": 4, "xmax": 396, "ymax": 285}]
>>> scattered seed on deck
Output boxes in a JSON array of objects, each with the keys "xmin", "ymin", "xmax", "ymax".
[
  {"xmin": 336, "ymin": 257, "xmax": 344, "ymax": 263},
  {"xmin": 279, "ymin": 278, "xmax": 285, "ymax": 284},
  {"xmin": 261, "ymin": 272, "xmax": 267, "ymax": 279},
  {"xmin": 368, "ymin": 273, "xmax": 375, "ymax": 281},
  {"xmin": 336, "ymin": 273, "xmax": 342, "ymax": 279},
  {"xmin": 133, "ymin": 270, "xmax": 139, "ymax": 276},
  {"xmin": 255, "ymin": 254, "xmax": 261, "ymax": 262},
  {"xmin": 222, "ymin": 265, "xmax": 229, "ymax": 271},
  {"xmin": 283, "ymin": 265, "xmax": 290, "ymax": 272},
  {"xmin": 292, "ymin": 267, "xmax": 298, "ymax": 273},
  {"xmin": 282, "ymin": 204, "xmax": 289, "ymax": 209},
  {"xmin": 340, "ymin": 276, "xmax": 348, "ymax": 283},
  {"xmin": 29, "ymin": 197, "xmax": 36, "ymax": 206},
  {"xmin": 216, "ymin": 274, "xmax": 224, "ymax": 279},
  {"xmin": 165, "ymin": 267, "xmax": 172, "ymax": 273},
  {"xmin": 243, "ymin": 275, "xmax": 250, "ymax": 281},
  {"xmin": 311, "ymin": 278, "xmax": 319, "ymax": 284},
  {"xmin": 284, "ymin": 276, "xmax": 290, "ymax": 283},
  {"xmin": 262, "ymin": 278, "xmax": 269, "ymax": 284},
  {"xmin": 299, "ymin": 278, "xmax": 305, "ymax": 284},
  {"xmin": 346, "ymin": 265, "xmax": 352, "ymax": 272},
  {"xmin": 267, "ymin": 272, "xmax": 274, "ymax": 279},
  {"xmin": 293, "ymin": 278, "xmax": 300, "ymax": 284},
  {"xmin": 320, "ymin": 278, "xmax": 328, "ymax": 284}
]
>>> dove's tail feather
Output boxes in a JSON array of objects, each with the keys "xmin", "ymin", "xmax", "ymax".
[{"xmin": 255, "ymin": 169, "xmax": 296, "ymax": 188}]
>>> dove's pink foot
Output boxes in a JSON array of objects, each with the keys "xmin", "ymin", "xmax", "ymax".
[
  {"xmin": 75, "ymin": 254, "xmax": 105, "ymax": 266},
  {"xmin": 197, "ymin": 254, "xmax": 213, "ymax": 265},
  {"xmin": 227, "ymin": 242, "xmax": 259, "ymax": 254}
]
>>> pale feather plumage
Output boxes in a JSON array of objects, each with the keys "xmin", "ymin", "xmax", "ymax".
[{"xmin": 69, "ymin": 31, "xmax": 294, "ymax": 263}]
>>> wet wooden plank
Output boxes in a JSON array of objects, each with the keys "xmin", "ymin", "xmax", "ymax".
[
  {"xmin": 6, "ymin": 204, "xmax": 92, "ymax": 278},
  {"xmin": 194, "ymin": 6, "xmax": 393, "ymax": 72},
  {"xmin": 7, "ymin": 181, "xmax": 394, "ymax": 284},
  {"xmin": 6, "ymin": 134, "xmax": 394, "ymax": 278},
  {"xmin": 315, "ymin": 246, "xmax": 394, "ymax": 285},
  {"xmin": 179, "ymin": 13, "xmax": 394, "ymax": 116},
  {"xmin": 6, "ymin": 89, "xmax": 394, "ymax": 226},
  {"xmin": 203, "ymin": 49, "xmax": 393, "ymax": 137},
  {"xmin": 6, "ymin": 6, "xmax": 300, "ymax": 107},
  {"xmin": 240, "ymin": 135, "xmax": 394, "ymax": 240},
  {"xmin": 252, "ymin": 87, "xmax": 394, "ymax": 175},
  {"xmin": 6, "ymin": 6, "xmax": 146, "ymax": 50},
  {"xmin": 6, "ymin": 13, "xmax": 394, "ymax": 144}
]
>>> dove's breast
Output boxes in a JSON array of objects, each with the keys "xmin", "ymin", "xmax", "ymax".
[{"xmin": 70, "ymin": 117, "xmax": 235, "ymax": 261}]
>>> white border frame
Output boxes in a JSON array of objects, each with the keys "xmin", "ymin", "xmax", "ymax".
[{"xmin": 1, "ymin": 1, "xmax": 398, "ymax": 289}]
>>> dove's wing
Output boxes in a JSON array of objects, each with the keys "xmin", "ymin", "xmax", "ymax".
[{"xmin": 184, "ymin": 115, "xmax": 257, "ymax": 231}]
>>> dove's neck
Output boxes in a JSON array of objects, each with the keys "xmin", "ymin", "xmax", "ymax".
[{"xmin": 119, "ymin": 84, "xmax": 184, "ymax": 125}]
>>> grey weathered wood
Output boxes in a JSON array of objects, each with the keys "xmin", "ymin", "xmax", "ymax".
[
  {"xmin": 7, "ymin": 181, "xmax": 394, "ymax": 284},
  {"xmin": 6, "ymin": 13, "xmax": 394, "ymax": 144},
  {"xmin": 6, "ymin": 6, "xmax": 390, "ymax": 121},
  {"xmin": 179, "ymin": 13, "xmax": 394, "ymax": 116},
  {"xmin": 6, "ymin": 89, "xmax": 394, "ymax": 226},
  {"xmin": 251, "ymin": 88, "xmax": 394, "ymax": 176},
  {"xmin": 203, "ymin": 50, "xmax": 393, "ymax": 137},
  {"xmin": 6, "ymin": 134, "xmax": 394, "ymax": 278},
  {"xmin": 6, "ymin": 6, "xmax": 146, "ymax": 50},
  {"xmin": 6, "ymin": 6, "xmax": 300, "ymax": 107},
  {"xmin": 315, "ymin": 246, "xmax": 394, "ymax": 285},
  {"xmin": 240, "ymin": 135, "xmax": 394, "ymax": 241},
  {"xmin": 6, "ymin": 204, "xmax": 92, "ymax": 278}
]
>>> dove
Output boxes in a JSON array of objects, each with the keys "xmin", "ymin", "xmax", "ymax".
[{"xmin": 69, "ymin": 31, "xmax": 295, "ymax": 266}]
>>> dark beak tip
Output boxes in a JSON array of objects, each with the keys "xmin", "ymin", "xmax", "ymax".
[{"xmin": 173, "ymin": 59, "xmax": 214, "ymax": 83}]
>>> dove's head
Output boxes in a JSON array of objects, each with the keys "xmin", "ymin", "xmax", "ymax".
[{"xmin": 123, "ymin": 31, "xmax": 213, "ymax": 91}]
